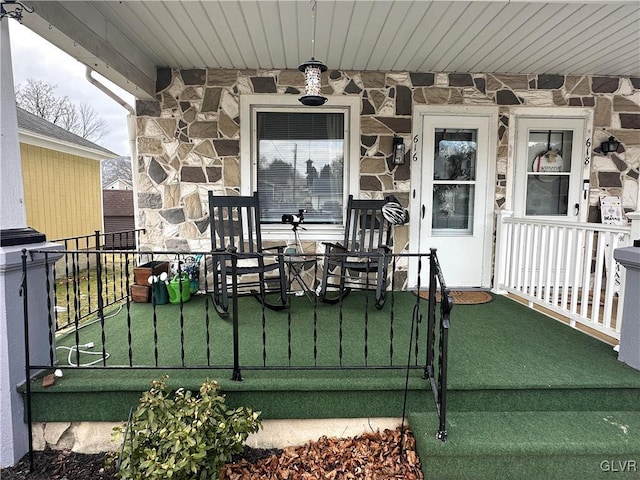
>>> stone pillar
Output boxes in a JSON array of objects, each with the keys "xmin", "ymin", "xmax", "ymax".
[{"xmin": 614, "ymin": 241, "xmax": 640, "ymax": 371}]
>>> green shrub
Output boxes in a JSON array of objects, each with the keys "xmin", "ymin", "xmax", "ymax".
[{"xmin": 113, "ymin": 375, "xmax": 261, "ymax": 479}]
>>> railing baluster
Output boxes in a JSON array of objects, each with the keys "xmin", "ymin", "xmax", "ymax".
[
  {"xmin": 125, "ymin": 253, "xmax": 133, "ymax": 367},
  {"xmin": 287, "ymin": 265, "xmax": 293, "ymax": 367},
  {"xmin": 592, "ymin": 232, "xmax": 607, "ymax": 325},
  {"xmin": 44, "ymin": 252, "xmax": 55, "ymax": 367},
  {"xmin": 570, "ymin": 229, "xmax": 584, "ymax": 314},
  {"xmin": 176, "ymin": 255, "xmax": 186, "ymax": 367},
  {"xmin": 580, "ymin": 230, "xmax": 595, "ymax": 319},
  {"xmin": 150, "ymin": 253, "xmax": 159, "ymax": 367},
  {"xmin": 203, "ymin": 253, "xmax": 211, "ymax": 367},
  {"xmin": 364, "ymin": 256, "xmax": 370, "ymax": 367},
  {"xmin": 231, "ymin": 249, "xmax": 242, "ymax": 381},
  {"xmin": 95, "ymin": 242, "xmax": 107, "ymax": 367},
  {"xmin": 389, "ymin": 255, "xmax": 396, "ymax": 366},
  {"xmin": 313, "ymin": 259, "xmax": 318, "ymax": 367}
]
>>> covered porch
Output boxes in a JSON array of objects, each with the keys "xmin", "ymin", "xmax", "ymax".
[
  {"xmin": 18, "ymin": 239, "xmax": 640, "ymax": 479},
  {"xmin": 2, "ymin": 0, "xmax": 639, "ymax": 475}
]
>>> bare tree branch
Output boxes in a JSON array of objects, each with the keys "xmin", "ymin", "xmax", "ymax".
[
  {"xmin": 15, "ymin": 79, "xmax": 110, "ymax": 143},
  {"xmin": 76, "ymin": 102, "xmax": 109, "ymax": 142}
]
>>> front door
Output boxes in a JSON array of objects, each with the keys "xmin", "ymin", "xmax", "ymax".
[{"xmin": 409, "ymin": 107, "xmax": 497, "ymax": 288}]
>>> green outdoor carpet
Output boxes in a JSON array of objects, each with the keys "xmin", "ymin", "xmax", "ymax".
[
  {"xmin": 54, "ymin": 292, "xmax": 640, "ymax": 390},
  {"xmin": 410, "ymin": 410, "xmax": 640, "ymax": 480},
  {"xmin": 29, "ymin": 292, "xmax": 640, "ymax": 479},
  {"xmin": 55, "ymin": 291, "xmax": 428, "ymax": 369}
]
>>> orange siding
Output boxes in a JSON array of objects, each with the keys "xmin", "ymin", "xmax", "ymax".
[{"xmin": 21, "ymin": 143, "xmax": 103, "ymax": 242}]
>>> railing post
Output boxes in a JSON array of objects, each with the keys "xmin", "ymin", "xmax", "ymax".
[
  {"xmin": 627, "ymin": 211, "xmax": 640, "ymax": 241},
  {"xmin": 95, "ymin": 234, "xmax": 107, "ymax": 366},
  {"xmin": 493, "ymin": 209, "xmax": 513, "ymax": 294},
  {"xmin": 437, "ymin": 292, "xmax": 452, "ymax": 442},
  {"xmin": 20, "ymin": 251, "xmax": 34, "ymax": 471},
  {"xmin": 426, "ymin": 250, "xmax": 437, "ymax": 378}
]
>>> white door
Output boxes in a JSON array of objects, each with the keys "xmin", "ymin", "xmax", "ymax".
[{"xmin": 409, "ymin": 107, "xmax": 497, "ymax": 288}]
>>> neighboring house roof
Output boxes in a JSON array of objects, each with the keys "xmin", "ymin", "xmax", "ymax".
[
  {"xmin": 17, "ymin": 107, "xmax": 119, "ymax": 160},
  {"xmin": 105, "ymin": 178, "xmax": 133, "ymax": 190},
  {"xmin": 103, "ymin": 189, "xmax": 134, "ymax": 217}
]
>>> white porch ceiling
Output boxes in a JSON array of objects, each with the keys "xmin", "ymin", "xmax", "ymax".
[{"xmin": 19, "ymin": 0, "xmax": 640, "ymax": 99}]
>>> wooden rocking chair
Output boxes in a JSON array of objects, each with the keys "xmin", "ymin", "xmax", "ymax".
[
  {"xmin": 208, "ymin": 191, "xmax": 288, "ymax": 318},
  {"xmin": 318, "ymin": 195, "xmax": 393, "ymax": 309}
]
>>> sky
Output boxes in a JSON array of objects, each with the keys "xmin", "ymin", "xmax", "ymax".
[{"xmin": 9, "ymin": 20, "xmax": 135, "ymax": 157}]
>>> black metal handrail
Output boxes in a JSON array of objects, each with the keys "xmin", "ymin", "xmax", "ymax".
[
  {"xmin": 426, "ymin": 248, "xmax": 452, "ymax": 442},
  {"xmin": 21, "ymin": 247, "xmax": 452, "ymax": 466}
]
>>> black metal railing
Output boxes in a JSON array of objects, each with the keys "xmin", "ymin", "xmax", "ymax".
[
  {"xmin": 425, "ymin": 248, "xmax": 452, "ymax": 442},
  {"xmin": 21, "ymin": 247, "xmax": 452, "ymax": 440},
  {"xmin": 50, "ymin": 229, "xmax": 144, "ymax": 330}
]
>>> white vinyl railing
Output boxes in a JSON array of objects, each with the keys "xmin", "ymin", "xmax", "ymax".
[{"xmin": 494, "ymin": 211, "xmax": 636, "ymax": 342}]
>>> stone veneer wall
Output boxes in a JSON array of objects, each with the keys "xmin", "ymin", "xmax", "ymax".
[{"xmin": 135, "ymin": 69, "xmax": 640, "ymax": 252}]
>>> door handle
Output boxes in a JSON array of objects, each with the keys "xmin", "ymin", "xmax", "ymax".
[
  {"xmin": 422, "ymin": 205, "xmax": 425, "ymax": 219},
  {"xmin": 574, "ymin": 203, "xmax": 580, "ymax": 216}
]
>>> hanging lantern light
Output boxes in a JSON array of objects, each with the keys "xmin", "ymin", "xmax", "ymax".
[
  {"xmin": 298, "ymin": 58, "xmax": 327, "ymax": 106},
  {"xmin": 298, "ymin": 1, "xmax": 327, "ymax": 106}
]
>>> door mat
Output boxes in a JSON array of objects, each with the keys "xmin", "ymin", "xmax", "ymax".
[{"xmin": 414, "ymin": 290, "xmax": 494, "ymax": 305}]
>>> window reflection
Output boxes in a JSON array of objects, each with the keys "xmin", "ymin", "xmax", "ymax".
[
  {"xmin": 432, "ymin": 129, "xmax": 477, "ymax": 234},
  {"xmin": 432, "ymin": 185, "xmax": 475, "ymax": 231},
  {"xmin": 525, "ymin": 130, "xmax": 573, "ymax": 216},
  {"xmin": 257, "ymin": 112, "xmax": 344, "ymax": 224}
]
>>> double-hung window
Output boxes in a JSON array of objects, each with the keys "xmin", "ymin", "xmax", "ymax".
[{"xmin": 240, "ymin": 95, "xmax": 360, "ymax": 240}]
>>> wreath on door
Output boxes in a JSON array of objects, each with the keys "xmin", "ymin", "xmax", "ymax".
[{"xmin": 532, "ymin": 149, "xmax": 563, "ymax": 182}]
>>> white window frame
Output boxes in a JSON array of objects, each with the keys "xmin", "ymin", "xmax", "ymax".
[
  {"xmin": 508, "ymin": 107, "xmax": 593, "ymax": 222},
  {"xmin": 240, "ymin": 94, "xmax": 361, "ymax": 242}
]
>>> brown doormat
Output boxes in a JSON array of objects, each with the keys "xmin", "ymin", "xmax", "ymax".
[{"xmin": 414, "ymin": 290, "xmax": 494, "ymax": 305}]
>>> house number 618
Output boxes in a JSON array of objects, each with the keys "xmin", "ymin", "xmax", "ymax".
[{"xmin": 584, "ymin": 138, "xmax": 591, "ymax": 165}]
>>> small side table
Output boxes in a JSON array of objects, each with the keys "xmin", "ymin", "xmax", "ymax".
[{"xmin": 284, "ymin": 255, "xmax": 317, "ymax": 302}]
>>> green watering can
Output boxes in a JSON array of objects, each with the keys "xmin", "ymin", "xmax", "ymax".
[
  {"xmin": 167, "ymin": 274, "xmax": 191, "ymax": 304},
  {"xmin": 152, "ymin": 281, "xmax": 169, "ymax": 305}
]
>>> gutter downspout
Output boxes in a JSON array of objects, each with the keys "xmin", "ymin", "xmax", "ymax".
[{"xmin": 85, "ymin": 67, "xmax": 141, "ymax": 242}]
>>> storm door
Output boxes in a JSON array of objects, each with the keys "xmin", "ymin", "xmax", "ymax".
[{"xmin": 410, "ymin": 109, "xmax": 497, "ymax": 288}]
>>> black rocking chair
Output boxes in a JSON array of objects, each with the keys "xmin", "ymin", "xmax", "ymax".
[
  {"xmin": 318, "ymin": 195, "xmax": 393, "ymax": 309},
  {"xmin": 208, "ymin": 191, "xmax": 288, "ymax": 318}
]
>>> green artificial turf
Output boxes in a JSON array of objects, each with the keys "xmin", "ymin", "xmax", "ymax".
[
  {"xmin": 54, "ymin": 291, "xmax": 429, "ymax": 369},
  {"xmin": 26, "ymin": 292, "xmax": 640, "ymax": 479},
  {"xmin": 410, "ymin": 410, "xmax": 640, "ymax": 480},
  {"xmin": 448, "ymin": 296, "xmax": 640, "ymax": 389}
]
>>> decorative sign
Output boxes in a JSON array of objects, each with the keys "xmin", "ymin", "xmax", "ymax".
[
  {"xmin": 599, "ymin": 196, "xmax": 625, "ymax": 291},
  {"xmin": 600, "ymin": 196, "xmax": 624, "ymax": 225}
]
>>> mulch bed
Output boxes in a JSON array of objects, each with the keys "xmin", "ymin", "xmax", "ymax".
[{"xmin": 1, "ymin": 427, "xmax": 423, "ymax": 479}]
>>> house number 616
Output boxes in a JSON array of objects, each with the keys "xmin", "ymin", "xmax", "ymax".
[{"xmin": 412, "ymin": 135, "xmax": 419, "ymax": 162}]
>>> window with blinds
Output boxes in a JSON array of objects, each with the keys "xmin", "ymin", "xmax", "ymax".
[{"xmin": 257, "ymin": 111, "xmax": 345, "ymax": 224}]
